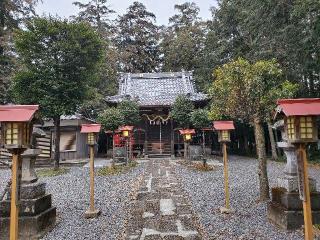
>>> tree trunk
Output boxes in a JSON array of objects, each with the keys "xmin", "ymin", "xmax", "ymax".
[
  {"xmin": 53, "ymin": 116, "xmax": 61, "ymax": 170},
  {"xmin": 253, "ymin": 117, "xmax": 270, "ymax": 201},
  {"xmin": 267, "ymin": 120, "xmax": 278, "ymax": 160}
]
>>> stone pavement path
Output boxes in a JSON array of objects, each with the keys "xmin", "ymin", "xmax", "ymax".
[{"xmin": 125, "ymin": 159, "xmax": 202, "ymax": 240}]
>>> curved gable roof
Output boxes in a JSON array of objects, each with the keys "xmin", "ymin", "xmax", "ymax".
[{"xmin": 107, "ymin": 72, "xmax": 207, "ymax": 106}]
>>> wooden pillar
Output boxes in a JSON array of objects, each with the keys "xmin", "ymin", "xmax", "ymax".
[
  {"xmin": 170, "ymin": 118, "xmax": 175, "ymax": 159},
  {"xmin": 298, "ymin": 144, "xmax": 314, "ymax": 240},
  {"xmin": 10, "ymin": 152, "xmax": 22, "ymax": 240},
  {"xmin": 223, "ymin": 142, "xmax": 230, "ymax": 210},
  {"xmin": 144, "ymin": 119, "xmax": 148, "ymax": 158},
  {"xmin": 89, "ymin": 146, "xmax": 95, "ymax": 212},
  {"xmin": 202, "ymin": 130, "xmax": 205, "ymax": 156}
]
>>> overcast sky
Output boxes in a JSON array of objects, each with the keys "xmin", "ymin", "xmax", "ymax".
[{"xmin": 36, "ymin": 0, "xmax": 217, "ymax": 25}]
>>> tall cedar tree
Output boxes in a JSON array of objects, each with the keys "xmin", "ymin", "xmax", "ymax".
[
  {"xmin": 209, "ymin": 58, "xmax": 299, "ymax": 201},
  {"xmin": 0, "ymin": 0, "xmax": 38, "ymax": 104},
  {"xmin": 13, "ymin": 17, "xmax": 104, "ymax": 169},
  {"xmin": 73, "ymin": 0, "xmax": 115, "ymax": 37},
  {"xmin": 161, "ymin": 2, "xmax": 206, "ymax": 89},
  {"xmin": 73, "ymin": 0, "xmax": 118, "ymax": 119},
  {"xmin": 201, "ymin": 0, "xmax": 320, "ymax": 97},
  {"xmin": 115, "ymin": 2, "xmax": 160, "ymax": 73}
]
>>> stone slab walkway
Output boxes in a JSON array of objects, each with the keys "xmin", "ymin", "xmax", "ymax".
[{"xmin": 125, "ymin": 159, "xmax": 202, "ymax": 240}]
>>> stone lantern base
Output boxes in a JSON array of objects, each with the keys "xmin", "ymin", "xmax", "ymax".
[
  {"xmin": 267, "ymin": 186, "xmax": 320, "ymax": 230},
  {"xmin": 0, "ymin": 182, "xmax": 56, "ymax": 239},
  {"xmin": 0, "ymin": 148, "xmax": 56, "ymax": 239}
]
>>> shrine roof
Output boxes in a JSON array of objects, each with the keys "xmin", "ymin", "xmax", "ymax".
[{"xmin": 107, "ymin": 72, "xmax": 207, "ymax": 107}]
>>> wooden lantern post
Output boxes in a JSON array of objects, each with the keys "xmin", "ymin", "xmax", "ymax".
[
  {"xmin": 119, "ymin": 126, "xmax": 134, "ymax": 164},
  {"xmin": 275, "ymin": 98, "xmax": 320, "ymax": 240},
  {"xmin": 213, "ymin": 121, "xmax": 235, "ymax": 214},
  {"xmin": 179, "ymin": 129, "xmax": 195, "ymax": 160},
  {"xmin": 0, "ymin": 105, "xmax": 39, "ymax": 240},
  {"xmin": 81, "ymin": 124, "xmax": 101, "ymax": 219}
]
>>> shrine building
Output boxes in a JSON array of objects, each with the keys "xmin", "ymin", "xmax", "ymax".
[{"xmin": 107, "ymin": 71, "xmax": 208, "ymax": 158}]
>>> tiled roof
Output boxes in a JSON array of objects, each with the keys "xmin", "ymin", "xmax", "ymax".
[{"xmin": 107, "ymin": 72, "xmax": 207, "ymax": 106}]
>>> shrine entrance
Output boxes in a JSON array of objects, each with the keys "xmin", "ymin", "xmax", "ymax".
[{"xmin": 143, "ymin": 114, "xmax": 172, "ymax": 155}]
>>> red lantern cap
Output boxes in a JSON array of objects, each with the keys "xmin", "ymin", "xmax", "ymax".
[
  {"xmin": 81, "ymin": 124, "xmax": 101, "ymax": 133},
  {"xmin": 119, "ymin": 125, "xmax": 134, "ymax": 131},
  {"xmin": 0, "ymin": 105, "xmax": 39, "ymax": 122},
  {"xmin": 213, "ymin": 121, "xmax": 235, "ymax": 130},
  {"xmin": 276, "ymin": 98, "xmax": 320, "ymax": 116},
  {"xmin": 179, "ymin": 129, "xmax": 196, "ymax": 135}
]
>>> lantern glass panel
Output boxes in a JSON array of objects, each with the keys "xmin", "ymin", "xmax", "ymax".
[
  {"xmin": 287, "ymin": 117, "xmax": 295, "ymax": 140},
  {"xmin": 300, "ymin": 116, "xmax": 313, "ymax": 139},
  {"xmin": 5, "ymin": 123, "xmax": 19, "ymax": 145},
  {"xmin": 185, "ymin": 134, "xmax": 191, "ymax": 141},
  {"xmin": 87, "ymin": 133, "xmax": 95, "ymax": 145},
  {"xmin": 222, "ymin": 130, "xmax": 230, "ymax": 141},
  {"xmin": 123, "ymin": 130, "xmax": 129, "ymax": 137}
]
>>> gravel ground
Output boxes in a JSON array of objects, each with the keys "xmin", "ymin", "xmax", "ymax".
[
  {"xmin": 0, "ymin": 164, "xmax": 144, "ymax": 240},
  {"xmin": 175, "ymin": 156, "xmax": 320, "ymax": 240}
]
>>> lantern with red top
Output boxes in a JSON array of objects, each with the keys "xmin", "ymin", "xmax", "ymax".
[
  {"xmin": 119, "ymin": 125, "xmax": 134, "ymax": 138},
  {"xmin": 81, "ymin": 124, "xmax": 101, "ymax": 146},
  {"xmin": 213, "ymin": 121, "xmax": 235, "ymax": 143},
  {"xmin": 275, "ymin": 98, "xmax": 320, "ymax": 144},
  {"xmin": 179, "ymin": 129, "xmax": 195, "ymax": 142},
  {"xmin": 80, "ymin": 124, "xmax": 101, "ymax": 219},
  {"xmin": 119, "ymin": 126, "xmax": 134, "ymax": 163},
  {"xmin": 275, "ymin": 98, "xmax": 320, "ymax": 240},
  {"xmin": 0, "ymin": 105, "xmax": 39, "ymax": 152},
  {"xmin": 0, "ymin": 105, "xmax": 39, "ymax": 240},
  {"xmin": 213, "ymin": 121, "xmax": 235, "ymax": 214}
]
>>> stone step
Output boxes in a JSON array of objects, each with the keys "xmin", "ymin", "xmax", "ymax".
[{"xmin": 147, "ymin": 154, "xmax": 172, "ymax": 159}]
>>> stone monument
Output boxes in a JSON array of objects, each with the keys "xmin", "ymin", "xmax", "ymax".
[
  {"xmin": 0, "ymin": 128, "xmax": 56, "ymax": 239},
  {"xmin": 267, "ymin": 120, "xmax": 320, "ymax": 229}
]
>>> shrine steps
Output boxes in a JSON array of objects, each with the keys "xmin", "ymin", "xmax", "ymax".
[{"xmin": 147, "ymin": 154, "xmax": 172, "ymax": 159}]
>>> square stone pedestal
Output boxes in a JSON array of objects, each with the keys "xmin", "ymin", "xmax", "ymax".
[
  {"xmin": 0, "ymin": 182, "xmax": 56, "ymax": 239},
  {"xmin": 267, "ymin": 187, "xmax": 320, "ymax": 230}
]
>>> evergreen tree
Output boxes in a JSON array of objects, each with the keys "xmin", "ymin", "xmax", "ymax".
[
  {"xmin": 161, "ymin": 2, "xmax": 206, "ymax": 89},
  {"xmin": 209, "ymin": 58, "xmax": 299, "ymax": 200},
  {"xmin": 73, "ymin": 0, "xmax": 118, "ymax": 119},
  {"xmin": 115, "ymin": 2, "xmax": 160, "ymax": 73},
  {"xmin": 72, "ymin": 0, "xmax": 115, "ymax": 38},
  {"xmin": 12, "ymin": 17, "xmax": 104, "ymax": 169},
  {"xmin": 0, "ymin": 0, "xmax": 39, "ymax": 103}
]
